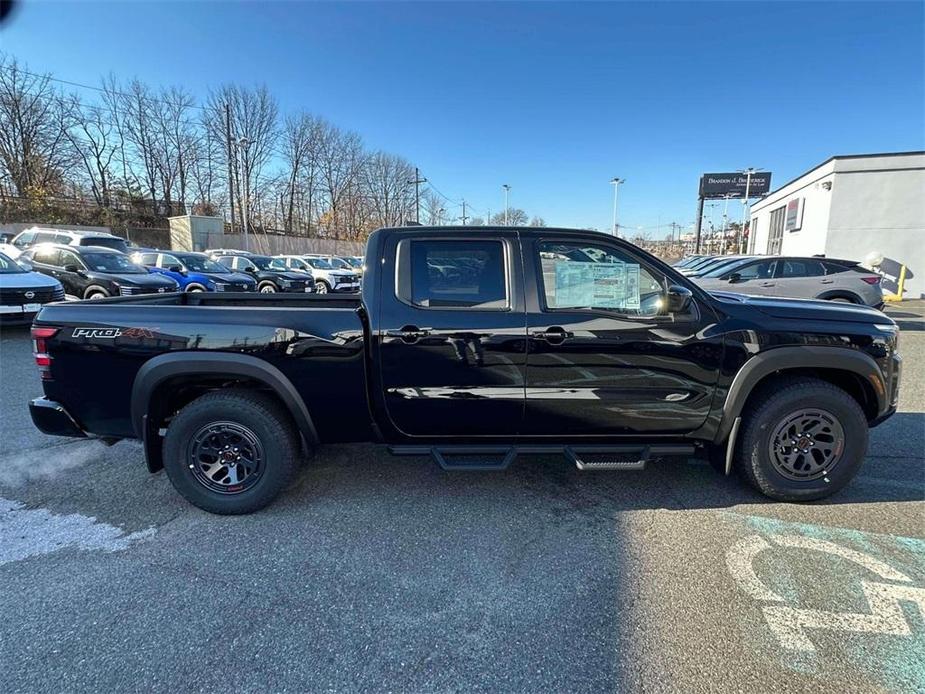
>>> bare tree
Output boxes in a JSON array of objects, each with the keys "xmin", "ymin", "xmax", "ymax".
[
  {"xmin": 0, "ymin": 55, "xmax": 72, "ymax": 195},
  {"xmin": 491, "ymin": 208, "xmax": 528, "ymax": 226},
  {"xmin": 280, "ymin": 112, "xmax": 325, "ymax": 234},
  {"xmin": 363, "ymin": 151, "xmax": 414, "ymax": 229},
  {"xmin": 317, "ymin": 122, "xmax": 364, "ymax": 236},
  {"xmin": 62, "ymin": 93, "xmax": 118, "ymax": 206},
  {"xmin": 121, "ymin": 79, "xmax": 161, "ymax": 206},
  {"xmin": 529, "ymin": 216, "xmax": 547, "ymax": 227}
]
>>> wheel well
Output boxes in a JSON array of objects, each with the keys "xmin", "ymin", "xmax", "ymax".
[
  {"xmin": 184, "ymin": 282, "xmax": 206, "ymax": 292},
  {"xmin": 740, "ymin": 368, "xmax": 879, "ymax": 422},
  {"xmin": 818, "ymin": 291, "xmax": 862, "ymax": 303},
  {"xmin": 143, "ymin": 375, "xmax": 300, "ymax": 471}
]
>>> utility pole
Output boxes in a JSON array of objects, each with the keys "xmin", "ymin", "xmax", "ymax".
[
  {"xmin": 406, "ymin": 167, "xmax": 427, "ymax": 224},
  {"xmin": 224, "ymin": 103, "xmax": 236, "ymax": 234},
  {"xmin": 502, "ymin": 184, "xmax": 511, "ymax": 226},
  {"xmin": 460, "ymin": 199, "xmax": 469, "ymax": 225},
  {"xmin": 610, "ymin": 177, "xmax": 625, "ymax": 237},
  {"xmin": 437, "ymin": 207, "xmax": 445, "ymax": 225},
  {"xmin": 738, "ymin": 167, "xmax": 761, "ymax": 254},
  {"xmin": 236, "ymin": 137, "xmax": 251, "ymax": 251}
]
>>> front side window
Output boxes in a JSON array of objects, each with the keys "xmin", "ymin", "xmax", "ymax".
[
  {"xmin": 731, "ymin": 259, "xmax": 776, "ymax": 280},
  {"xmin": 13, "ymin": 231, "xmax": 35, "ymax": 249},
  {"xmin": 538, "ymin": 242, "xmax": 664, "ymax": 316},
  {"xmin": 407, "ymin": 240, "xmax": 508, "ymax": 309},
  {"xmin": 33, "ymin": 247, "xmax": 60, "ymax": 265},
  {"xmin": 59, "ymin": 250, "xmax": 83, "ymax": 269}
]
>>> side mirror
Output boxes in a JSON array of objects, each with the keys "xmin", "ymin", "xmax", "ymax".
[
  {"xmin": 63, "ymin": 264, "xmax": 80, "ymax": 273},
  {"xmin": 245, "ymin": 266, "xmax": 257, "ymax": 274},
  {"xmin": 727, "ymin": 272, "xmax": 742, "ymax": 283},
  {"xmin": 665, "ymin": 285, "xmax": 693, "ymax": 314},
  {"xmin": 17, "ymin": 259, "xmax": 33, "ymax": 271},
  {"xmin": 167, "ymin": 265, "xmax": 183, "ymax": 274}
]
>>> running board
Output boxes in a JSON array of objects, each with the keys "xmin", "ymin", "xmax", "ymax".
[{"xmin": 388, "ymin": 444, "xmax": 696, "ymax": 471}]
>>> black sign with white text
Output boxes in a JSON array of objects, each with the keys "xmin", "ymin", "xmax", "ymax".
[{"xmin": 699, "ymin": 172, "xmax": 772, "ymax": 199}]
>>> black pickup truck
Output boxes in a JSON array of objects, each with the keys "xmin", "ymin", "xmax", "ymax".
[{"xmin": 29, "ymin": 226, "xmax": 902, "ymax": 514}]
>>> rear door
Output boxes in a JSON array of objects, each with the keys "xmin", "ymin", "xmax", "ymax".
[
  {"xmin": 376, "ymin": 231, "xmax": 527, "ymax": 437},
  {"xmin": 521, "ymin": 236, "xmax": 721, "ymax": 436}
]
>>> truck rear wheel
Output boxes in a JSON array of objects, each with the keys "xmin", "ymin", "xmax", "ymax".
[
  {"xmin": 163, "ymin": 389, "xmax": 300, "ymax": 514},
  {"xmin": 735, "ymin": 378, "xmax": 868, "ymax": 502}
]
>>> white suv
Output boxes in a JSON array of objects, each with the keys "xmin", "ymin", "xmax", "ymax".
[
  {"xmin": 2, "ymin": 227, "xmax": 129, "ymax": 258},
  {"xmin": 276, "ymin": 254, "xmax": 360, "ymax": 293}
]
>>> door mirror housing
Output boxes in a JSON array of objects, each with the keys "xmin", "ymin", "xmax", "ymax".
[
  {"xmin": 245, "ymin": 266, "xmax": 257, "ymax": 274},
  {"xmin": 727, "ymin": 272, "xmax": 743, "ymax": 283},
  {"xmin": 63, "ymin": 264, "xmax": 80, "ymax": 273},
  {"xmin": 167, "ymin": 265, "xmax": 184, "ymax": 274},
  {"xmin": 665, "ymin": 285, "xmax": 693, "ymax": 314}
]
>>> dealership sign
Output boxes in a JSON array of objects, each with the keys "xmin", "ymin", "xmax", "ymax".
[{"xmin": 699, "ymin": 172, "xmax": 772, "ymax": 199}]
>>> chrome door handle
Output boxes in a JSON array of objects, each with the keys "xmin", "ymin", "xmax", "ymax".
[
  {"xmin": 760, "ymin": 282, "xmax": 776, "ymax": 287},
  {"xmin": 386, "ymin": 325, "xmax": 432, "ymax": 343},
  {"xmin": 820, "ymin": 279, "xmax": 834, "ymax": 284},
  {"xmin": 532, "ymin": 327, "xmax": 572, "ymax": 344}
]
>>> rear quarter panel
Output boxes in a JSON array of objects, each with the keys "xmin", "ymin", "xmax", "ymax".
[{"xmin": 36, "ymin": 300, "xmax": 371, "ymax": 442}]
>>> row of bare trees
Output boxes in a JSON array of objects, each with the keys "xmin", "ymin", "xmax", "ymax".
[{"xmin": 0, "ymin": 54, "xmax": 544, "ymax": 239}]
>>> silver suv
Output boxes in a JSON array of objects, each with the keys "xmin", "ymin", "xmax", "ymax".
[
  {"xmin": 5, "ymin": 227, "xmax": 129, "ymax": 256},
  {"xmin": 694, "ymin": 256, "xmax": 884, "ymax": 309}
]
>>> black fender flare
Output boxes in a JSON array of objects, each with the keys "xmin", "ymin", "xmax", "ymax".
[
  {"xmin": 131, "ymin": 352, "xmax": 320, "ymax": 445},
  {"xmin": 713, "ymin": 345, "xmax": 886, "ymax": 444}
]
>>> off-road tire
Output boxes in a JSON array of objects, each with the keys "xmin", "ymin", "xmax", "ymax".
[
  {"xmin": 735, "ymin": 377, "xmax": 868, "ymax": 502},
  {"xmin": 163, "ymin": 389, "xmax": 300, "ymax": 514}
]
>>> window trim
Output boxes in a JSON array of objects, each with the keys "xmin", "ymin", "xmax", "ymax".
[
  {"xmin": 532, "ymin": 237, "xmax": 684, "ymax": 321},
  {"xmin": 395, "ymin": 237, "xmax": 513, "ymax": 312},
  {"xmin": 775, "ymin": 258, "xmax": 825, "ymax": 279},
  {"xmin": 721, "ymin": 258, "xmax": 777, "ymax": 281}
]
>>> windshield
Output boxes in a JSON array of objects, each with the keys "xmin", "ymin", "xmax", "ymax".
[
  {"xmin": 305, "ymin": 257, "xmax": 334, "ymax": 270},
  {"xmin": 342, "ymin": 257, "xmax": 362, "ymax": 268},
  {"xmin": 250, "ymin": 256, "xmax": 288, "ymax": 271},
  {"xmin": 328, "ymin": 257, "xmax": 350, "ymax": 269},
  {"xmin": 0, "ymin": 252, "xmax": 26, "ymax": 274},
  {"xmin": 177, "ymin": 254, "xmax": 228, "ymax": 273},
  {"xmin": 82, "ymin": 252, "xmax": 146, "ymax": 274}
]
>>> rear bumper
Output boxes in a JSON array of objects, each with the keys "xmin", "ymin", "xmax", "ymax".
[{"xmin": 29, "ymin": 398, "xmax": 87, "ymax": 438}]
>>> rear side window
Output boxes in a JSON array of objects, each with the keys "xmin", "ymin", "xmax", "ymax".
[
  {"xmin": 406, "ymin": 240, "xmax": 508, "ymax": 309},
  {"xmin": 138, "ymin": 253, "xmax": 158, "ymax": 265},
  {"xmin": 34, "ymin": 232, "xmax": 59, "ymax": 244},
  {"xmin": 779, "ymin": 260, "xmax": 825, "ymax": 278},
  {"xmin": 823, "ymin": 261, "xmax": 853, "ymax": 275}
]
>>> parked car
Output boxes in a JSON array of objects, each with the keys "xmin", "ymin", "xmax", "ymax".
[
  {"xmin": 672, "ymin": 254, "xmax": 706, "ymax": 268},
  {"xmin": 21, "ymin": 244, "xmax": 178, "ymax": 299},
  {"xmin": 4, "ymin": 227, "xmax": 129, "ymax": 258},
  {"xmin": 300, "ymin": 255, "xmax": 361, "ymax": 293},
  {"xmin": 0, "ymin": 251, "xmax": 65, "ymax": 325},
  {"xmin": 206, "ymin": 248, "xmax": 254, "ymax": 257},
  {"xmin": 28, "ymin": 226, "xmax": 901, "ymax": 515},
  {"xmin": 678, "ymin": 255, "xmax": 751, "ymax": 277},
  {"xmin": 213, "ymin": 254, "xmax": 313, "ymax": 293},
  {"xmin": 694, "ymin": 256, "xmax": 885, "ymax": 308},
  {"xmin": 131, "ymin": 250, "xmax": 255, "ymax": 292}
]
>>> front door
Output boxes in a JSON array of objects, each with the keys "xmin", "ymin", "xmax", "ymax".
[
  {"xmin": 376, "ymin": 232, "xmax": 527, "ymax": 438},
  {"xmin": 521, "ymin": 237, "xmax": 722, "ymax": 436},
  {"xmin": 724, "ymin": 258, "xmax": 779, "ymax": 296}
]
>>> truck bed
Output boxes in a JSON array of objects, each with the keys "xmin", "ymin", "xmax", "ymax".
[{"xmin": 34, "ymin": 291, "xmax": 371, "ymax": 443}]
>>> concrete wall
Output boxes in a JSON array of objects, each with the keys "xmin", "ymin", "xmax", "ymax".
[
  {"xmin": 749, "ymin": 160, "xmax": 835, "ymax": 256},
  {"xmin": 825, "ymin": 158, "xmax": 925, "ymax": 298},
  {"xmin": 203, "ymin": 233, "xmax": 365, "ymax": 257}
]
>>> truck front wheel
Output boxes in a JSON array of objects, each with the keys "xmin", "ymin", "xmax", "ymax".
[
  {"xmin": 735, "ymin": 378, "xmax": 868, "ymax": 502},
  {"xmin": 163, "ymin": 389, "xmax": 300, "ymax": 514}
]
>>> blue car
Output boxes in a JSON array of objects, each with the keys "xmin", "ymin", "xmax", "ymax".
[{"xmin": 132, "ymin": 250, "xmax": 257, "ymax": 292}]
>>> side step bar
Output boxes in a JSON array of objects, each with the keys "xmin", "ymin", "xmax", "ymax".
[{"xmin": 388, "ymin": 444, "xmax": 696, "ymax": 471}]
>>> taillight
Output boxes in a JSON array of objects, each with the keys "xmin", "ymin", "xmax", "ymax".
[
  {"xmin": 31, "ymin": 326, "xmax": 59, "ymax": 380},
  {"xmin": 861, "ymin": 276, "xmax": 882, "ymax": 285}
]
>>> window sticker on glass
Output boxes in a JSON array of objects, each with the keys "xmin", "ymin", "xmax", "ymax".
[{"xmin": 553, "ymin": 261, "xmax": 640, "ymax": 310}]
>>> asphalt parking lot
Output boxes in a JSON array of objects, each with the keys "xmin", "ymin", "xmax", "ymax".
[{"xmin": 1, "ymin": 303, "xmax": 923, "ymax": 693}]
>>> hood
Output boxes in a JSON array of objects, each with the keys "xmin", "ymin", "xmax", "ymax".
[
  {"xmin": 709, "ymin": 291, "xmax": 891, "ymax": 324},
  {"xmin": 108, "ymin": 272, "xmax": 177, "ymax": 287},
  {"xmin": 0, "ymin": 271, "xmax": 61, "ymax": 289}
]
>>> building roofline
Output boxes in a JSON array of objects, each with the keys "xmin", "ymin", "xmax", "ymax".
[{"xmin": 755, "ymin": 150, "xmax": 925, "ymax": 203}]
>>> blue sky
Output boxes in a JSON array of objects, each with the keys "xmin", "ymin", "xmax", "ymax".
[{"xmin": 2, "ymin": 1, "xmax": 923, "ymax": 233}]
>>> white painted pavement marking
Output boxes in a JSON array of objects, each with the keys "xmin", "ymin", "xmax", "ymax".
[
  {"xmin": 0, "ymin": 497, "xmax": 154, "ymax": 567},
  {"xmin": 727, "ymin": 532, "xmax": 925, "ymax": 654}
]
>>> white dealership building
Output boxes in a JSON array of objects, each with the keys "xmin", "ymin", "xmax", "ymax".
[{"xmin": 747, "ymin": 151, "xmax": 924, "ymax": 299}]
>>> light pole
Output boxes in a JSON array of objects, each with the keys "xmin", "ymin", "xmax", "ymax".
[
  {"xmin": 610, "ymin": 177, "xmax": 625, "ymax": 237},
  {"xmin": 502, "ymin": 184, "xmax": 511, "ymax": 226},
  {"xmin": 738, "ymin": 167, "xmax": 762, "ymax": 253},
  {"xmin": 236, "ymin": 137, "xmax": 251, "ymax": 251},
  {"xmin": 437, "ymin": 207, "xmax": 445, "ymax": 225}
]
